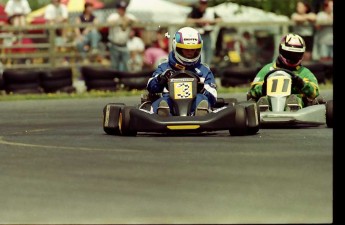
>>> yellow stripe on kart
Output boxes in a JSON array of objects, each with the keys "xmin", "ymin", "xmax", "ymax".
[{"xmin": 167, "ymin": 125, "xmax": 200, "ymax": 130}]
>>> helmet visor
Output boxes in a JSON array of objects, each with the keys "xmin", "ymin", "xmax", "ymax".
[
  {"xmin": 176, "ymin": 47, "xmax": 201, "ymax": 59},
  {"xmin": 280, "ymin": 49, "xmax": 304, "ymax": 64}
]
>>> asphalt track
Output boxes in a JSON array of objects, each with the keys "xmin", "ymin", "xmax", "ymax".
[{"xmin": 0, "ymin": 91, "xmax": 333, "ymax": 224}]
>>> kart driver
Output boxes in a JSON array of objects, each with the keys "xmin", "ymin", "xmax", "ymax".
[
  {"xmin": 247, "ymin": 33, "xmax": 319, "ymax": 111},
  {"xmin": 146, "ymin": 26, "xmax": 217, "ymax": 116}
]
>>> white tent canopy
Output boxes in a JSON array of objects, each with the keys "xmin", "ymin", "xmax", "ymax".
[
  {"xmin": 126, "ymin": 0, "xmax": 192, "ymax": 24},
  {"xmin": 211, "ymin": 2, "xmax": 289, "ymax": 23}
]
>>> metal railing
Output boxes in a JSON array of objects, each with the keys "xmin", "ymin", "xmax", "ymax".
[{"xmin": 1, "ymin": 20, "xmax": 331, "ymax": 71}]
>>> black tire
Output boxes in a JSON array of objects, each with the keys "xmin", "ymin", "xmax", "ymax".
[
  {"xmin": 222, "ymin": 66, "xmax": 257, "ymax": 79},
  {"xmin": 102, "ymin": 103, "xmax": 125, "ymax": 135},
  {"xmin": 120, "ymin": 77, "xmax": 149, "ymax": 90},
  {"xmin": 55, "ymin": 85, "xmax": 76, "ymax": 93},
  {"xmin": 3, "ymin": 69, "xmax": 41, "ymax": 82},
  {"xmin": 245, "ymin": 103, "xmax": 260, "ymax": 135},
  {"xmin": 87, "ymin": 85, "xmax": 118, "ymax": 92},
  {"xmin": 326, "ymin": 100, "xmax": 333, "ymax": 128},
  {"xmin": 83, "ymin": 67, "xmax": 120, "ymax": 91},
  {"xmin": 5, "ymin": 82, "xmax": 43, "ymax": 94},
  {"xmin": 40, "ymin": 67, "xmax": 73, "ymax": 80},
  {"xmin": 220, "ymin": 77, "xmax": 251, "ymax": 87},
  {"xmin": 303, "ymin": 61, "xmax": 326, "ymax": 84},
  {"xmin": 81, "ymin": 66, "xmax": 118, "ymax": 80},
  {"xmin": 7, "ymin": 88, "xmax": 43, "ymax": 94},
  {"xmin": 118, "ymin": 70, "xmax": 153, "ymax": 90},
  {"xmin": 322, "ymin": 61, "xmax": 333, "ymax": 80},
  {"xmin": 119, "ymin": 106, "xmax": 137, "ymax": 136},
  {"xmin": 85, "ymin": 79, "xmax": 118, "ymax": 88},
  {"xmin": 41, "ymin": 78, "xmax": 73, "ymax": 90},
  {"xmin": 0, "ymin": 75, "xmax": 4, "ymax": 90},
  {"xmin": 5, "ymin": 82, "xmax": 40, "ymax": 91},
  {"xmin": 229, "ymin": 105, "xmax": 248, "ymax": 136}
]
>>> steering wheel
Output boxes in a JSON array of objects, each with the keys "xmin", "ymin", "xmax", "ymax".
[
  {"xmin": 261, "ymin": 68, "xmax": 298, "ymax": 96},
  {"xmin": 168, "ymin": 70, "xmax": 203, "ymax": 92},
  {"xmin": 169, "ymin": 70, "xmax": 201, "ymax": 82}
]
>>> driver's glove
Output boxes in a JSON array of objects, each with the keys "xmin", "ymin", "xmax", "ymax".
[
  {"xmin": 249, "ymin": 84, "xmax": 262, "ymax": 99},
  {"xmin": 291, "ymin": 75, "xmax": 305, "ymax": 90},
  {"xmin": 157, "ymin": 69, "xmax": 175, "ymax": 86}
]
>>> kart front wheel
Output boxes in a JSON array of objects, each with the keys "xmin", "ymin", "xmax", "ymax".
[
  {"xmin": 229, "ymin": 105, "xmax": 247, "ymax": 136},
  {"xmin": 103, "ymin": 103, "xmax": 125, "ymax": 135},
  {"xmin": 326, "ymin": 100, "xmax": 333, "ymax": 128},
  {"xmin": 119, "ymin": 106, "xmax": 137, "ymax": 136}
]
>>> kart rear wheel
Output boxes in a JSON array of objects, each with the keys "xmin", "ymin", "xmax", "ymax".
[
  {"xmin": 103, "ymin": 103, "xmax": 125, "ymax": 135},
  {"xmin": 229, "ymin": 105, "xmax": 247, "ymax": 136},
  {"xmin": 245, "ymin": 103, "xmax": 260, "ymax": 135},
  {"xmin": 119, "ymin": 106, "xmax": 137, "ymax": 136},
  {"xmin": 326, "ymin": 100, "xmax": 333, "ymax": 128}
]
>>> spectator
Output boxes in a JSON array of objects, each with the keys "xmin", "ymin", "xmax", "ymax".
[
  {"xmin": 143, "ymin": 43, "xmax": 168, "ymax": 70},
  {"xmin": 291, "ymin": 0, "xmax": 316, "ymax": 61},
  {"xmin": 44, "ymin": 0, "xmax": 69, "ymax": 47},
  {"xmin": 5, "ymin": 0, "xmax": 31, "ymax": 27},
  {"xmin": 74, "ymin": 2, "xmax": 102, "ymax": 62},
  {"xmin": 186, "ymin": 0, "xmax": 222, "ymax": 67},
  {"xmin": 314, "ymin": 0, "xmax": 333, "ymax": 61},
  {"xmin": 127, "ymin": 28, "xmax": 145, "ymax": 72},
  {"xmin": 151, "ymin": 28, "xmax": 169, "ymax": 53},
  {"xmin": 241, "ymin": 31, "xmax": 258, "ymax": 67},
  {"xmin": 107, "ymin": 0, "xmax": 137, "ymax": 71}
]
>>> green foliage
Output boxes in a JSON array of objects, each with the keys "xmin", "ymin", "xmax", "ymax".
[
  {"xmin": 0, "ymin": 0, "xmax": 316, "ymax": 16},
  {"xmin": 202, "ymin": 0, "xmax": 315, "ymax": 17}
]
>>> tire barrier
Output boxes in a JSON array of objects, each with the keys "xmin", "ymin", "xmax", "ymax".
[
  {"xmin": 303, "ymin": 61, "xmax": 327, "ymax": 84},
  {"xmin": 0, "ymin": 74, "xmax": 4, "ymax": 91},
  {"xmin": 321, "ymin": 61, "xmax": 333, "ymax": 81},
  {"xmin": 40, "ymin": 67, "xmax": 76, "ymax": 93},
  {"xmin": 220, "ymin": 66, "xmax": 258, "ymax": 87},
  {"xmin": 3, "ymin": 69, "xmax": 43, "ymax": 94},
  {"xmin": 116, "ymin": 69, "xmax": 155, "ymax": 90},
  {"xmin": 81, "ymin": 66, "xmax": 120, "ymax": 92}
]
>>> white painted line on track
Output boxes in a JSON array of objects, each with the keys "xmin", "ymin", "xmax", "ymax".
[{"xmin": 0, "ymin": 136, "xmax": 140, "ymax": 153}]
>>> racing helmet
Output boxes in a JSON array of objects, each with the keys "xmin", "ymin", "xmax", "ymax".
[
  {"xmin": 172, "ymin": 27, "xmax": 203, "ymax": 66},
  {"xmin": 278, "ymin": 33, "xmax": 305, "ymax": 67}
]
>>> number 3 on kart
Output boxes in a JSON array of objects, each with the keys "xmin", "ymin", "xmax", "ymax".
[{"xmin": 266, "ymin": 75, "xmax": 292, "ymax": 96}]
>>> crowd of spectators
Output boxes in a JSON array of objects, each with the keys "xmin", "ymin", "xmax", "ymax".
[
  {"xmin": 290, "ymin": 0, "xmax": 333, "ymax": 62},
  {"xmin": 0, "ymin": 0, "xmax": 334, "ymax": 72}
]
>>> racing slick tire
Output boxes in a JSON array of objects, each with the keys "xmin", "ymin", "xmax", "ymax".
[
  {"xmin": 326, "ymin": 100, "xmax": 333, "ymax": 128},
  {"xmin": 229, "ymin": 105, "xmax": 247, "ymax": 136},
  {"xmin": 119, "ymin": 106, "xmax": 137, "ymax": 136},
  {"xmin": 103, "ymin": 103, "xmax": 125, "ymax": 135},
  {"xmin": 245, "ymin": 102, "xmax": 260, "ymax": 135}
]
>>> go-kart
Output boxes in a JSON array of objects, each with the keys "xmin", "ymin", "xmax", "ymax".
[
  {"xmin": 102, "ymin": 70, "xmax": 260, "ymax": 136},
  {"xmin": 249, "ymin": 68, "xmax": 333, "ymax": 128}
]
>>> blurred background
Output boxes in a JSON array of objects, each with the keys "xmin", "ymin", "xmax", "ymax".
[{"xmin": 0, "ymin": 0, "xmax": 332, "ymax": 94}]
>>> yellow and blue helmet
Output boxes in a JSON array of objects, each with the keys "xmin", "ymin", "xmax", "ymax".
[{"xmin": 172, "ymin": 27, "xmax": 203, "ymax": 66}]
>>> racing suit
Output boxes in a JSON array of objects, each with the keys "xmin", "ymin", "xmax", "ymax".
[
  {"xmin": 248, "ymin": 59, "xmax": 319, "ymax": 107},
  {"xmin": 147, "ymin": 51, "xmax": 217, "ymax": 114}
]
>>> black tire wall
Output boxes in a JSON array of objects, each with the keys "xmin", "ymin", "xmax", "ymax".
[{"xmin": 3, "ymin": 69, "xmax": 43, "ymax": 94}]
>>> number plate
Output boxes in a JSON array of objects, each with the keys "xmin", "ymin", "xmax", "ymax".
[
  {"xmin": 174, "ymin": 82, "xmax": 193, "ymax": 99},
  {"xmin": 266, "ymin": 76, "xmax": 292, "ymax": 96}
]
